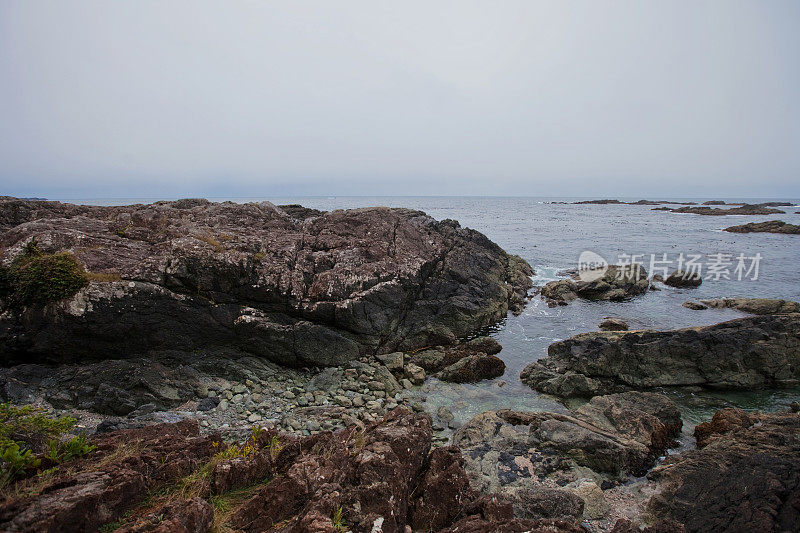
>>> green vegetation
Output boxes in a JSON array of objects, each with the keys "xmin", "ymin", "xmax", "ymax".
[
  {"xmin": 332, "ymin": 505, "xmax": 347, "ymax": 532},
  {"xmin": 0, "ymin": 240, "xmax": 88, "ymax": 307},
  {"xmin": 0, "ymin": 402, "xmax": 91, "ymax": 487}
]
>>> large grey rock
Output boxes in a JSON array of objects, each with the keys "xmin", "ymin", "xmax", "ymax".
[
  {"xmin": 0, "ymin": 198, "xmax": 533, "ymax": 367},
  {"xmin": 521, "ymin": 314, "xmax": 800, "ymax": 397}
]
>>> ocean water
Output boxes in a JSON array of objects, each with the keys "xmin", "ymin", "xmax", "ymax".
[{"xmin": 68, "ymin": 196, "xmax": 800, "ymax": 432}]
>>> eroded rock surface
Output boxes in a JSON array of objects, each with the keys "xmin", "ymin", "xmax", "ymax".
[
  {"xmin": 521, "ymin": 314, "xmax": 800, "ymax": 397},
  {"xmin": 452, "ymin": 392, "xmax": 681, "ymax": 523},
  {"xmin": 0, "ymin": 198, "xmax": 532, "ymax": 366},
  {"xmin": 646, "ymin": 409, "xmax": 800, "ymax": 533},
  {"xmin": 698, "ymin": 297, "xmax": 800, "ymax": 315}
]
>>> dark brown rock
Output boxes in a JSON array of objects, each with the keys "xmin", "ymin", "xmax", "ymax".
[
  {"xmin": 116, "ymin": 497, "xmax": 214, "ymax": 533},
  {"xmin": 692, "ymin": 407, "xmax": 756, "ymax": 448},
  {"xmin": 659, "ymin": 204, "xmax": 785, "ymax": 216},
  {"xmin": 438, "ymin": 353, "xmax": 506, "ymax": 383},
  {"xmin": 647, "ymin": 410, "xmax": 800, "ymax": 533},
  {"xmin": 521, "ymin": 314, "xmax": 800, "ymax": 397}
]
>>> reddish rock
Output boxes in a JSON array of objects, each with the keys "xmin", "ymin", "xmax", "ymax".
[
  {"xmin": 693, "ymin": 407, "xmax": 756, "ymax": 448},
  {"xmin": 117, "ymin": 497, "xmax": 213, "ymax": 533}
]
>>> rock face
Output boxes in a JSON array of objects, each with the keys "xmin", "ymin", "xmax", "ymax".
[
  {"xmin": 520, "ymin": 314, "xmax": 800, "ymax": 397},
  {"xmin": 664, "ymin": 270, "xmax": 702, "ymax": 288},
  {"xmin": 0, "ymin": 408, "xmax": 586, "ymax": 533},
  {"xmin": 0, "ymin": 198, "xmax": 533, "ymax": 367},
  {"xmin": 452, "ymin": 392, "xmax": 681, "ymax": 520},
  {"xmin": 699, "ymin": 297, "xmax": 800, "ymax": 315},
  {"xmin": 724, "ymin": 220, "xmax": 800, "ymax": 234},
  {"xmin": 540, "ymin": 264, "xmax": 649, "ymax": 306},
  {"xmin": 646, "ymin": 409, "xmax": 800, "ymax": 533}
]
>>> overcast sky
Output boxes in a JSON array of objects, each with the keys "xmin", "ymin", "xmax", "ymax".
[{"xmin": 1, "ymin": 1, "xmax": 799, "ymax": 199}]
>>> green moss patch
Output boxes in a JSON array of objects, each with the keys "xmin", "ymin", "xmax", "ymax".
[{"xmin": 1, "ymin": 241, "xmax": 88, "ymax": 307}]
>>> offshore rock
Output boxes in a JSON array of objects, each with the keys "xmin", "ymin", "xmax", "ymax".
[{"xmin": 540, "ymin": 264, "xmax": 649, "ymax": 306}]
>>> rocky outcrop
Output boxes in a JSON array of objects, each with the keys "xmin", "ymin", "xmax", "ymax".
[
  {"xmin": 540, "ymin": 264, "xmax": 649, "ymax": 306},
  {"xmin": 698, "ymin": 297, "xmax": 800, "ymax": 315},
  {"xmin": 724, "ymin": 220, "xmax": 800, "ymax": 234},
  {"xmin": 0, "ymin": 408, "xmax": 585, "ymax": 533},
  {"xmin": 0, "ymin": 198, "xmax": 533, "ymax": 367},
  {"xmin": 520, "ymin": 314, "xmax": 800, "ymax": 397},
  {"xmin": 656, "ymin": 204, "xmax": 786, "ymax": 215},
  {"xmin": 692, "ymin": 407, "xmax": 757, "ymax": 448},
  {"xmin": 0, "ymin": 419, "xmax": 220, "ymax": 532},
  {"xmin": 452, "ymin": 392, "xmax": 681, "ymax": 522},
  {"xmin": 646, "ymin": 409, "xmax": 800, "ymax": 533}
]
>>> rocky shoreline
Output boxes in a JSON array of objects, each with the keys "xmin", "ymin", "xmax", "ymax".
[{"xmin": 2, "ymin": 198, "xmax": 800, "ymax": 532}]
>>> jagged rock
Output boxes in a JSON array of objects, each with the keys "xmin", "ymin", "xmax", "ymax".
[
  {"xmin": 599, "ymin": 318, "xmax": 629, "ymax": 331},
  {"xmin": 0, "ymin": 198, "xmax": 533, "ymax": 367},
  {"xmin": 453, "ymin": 392, "xmax": 681, "ymax": 500},
  {"xmin": 699, "ymin": 297, "xmax": 800, "ymax": 315},
  {"xmin": 692, "ymin": 407, "xmax": 756, "ymax": 448},
  {"xmin": 117, "ymin": 497, "xmax": 214, "ymax": 533},
  {"xmin": 540, "ymin": 264, "xmax": 649, "ymax": 305},
  {"xmin": 724, "ymin": 220, "xmax": 800, "ymax": 234},
  {"xmin": 646, "ymin": 409, "xmax": 800, "ymax": 532},
  {"xmin": 664, "ymin": 270, "xmax": 702, "ymax": 288},
  {"xmin": 521, "ymin": 314, "xmax": 800, "ymax": 397},
  {"xmin": 0, "ymin": 420, "xmax": 219, "ymax": 532}
]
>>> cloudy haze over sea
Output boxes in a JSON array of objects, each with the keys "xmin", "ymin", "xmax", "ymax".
[{"xmin": 2, "ymin": 1, "xmax": 799, "ymax": 199}]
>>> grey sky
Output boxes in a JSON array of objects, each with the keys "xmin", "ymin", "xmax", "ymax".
[{"xmin": 1, "ymin": 1, "xmax": 799, "ymax": 199}]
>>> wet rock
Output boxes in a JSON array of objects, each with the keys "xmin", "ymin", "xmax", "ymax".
[
  {"xmin": 0, "ymin": 198, "xmax": 533, "ymax": 366},
  {"xmin": 664, "ymin": 270, "xmax": 702, "ymax": 288},
  {"xmin": 521, "ymin": 314, "xmax": 800, "ymax": 397},
  {"xmin": 646, "ymin": 409, "xmax": 800, "ymax": 532},
  {"xmin": 599, "ymin": 318, "xmax": 629, "ymax": 331},
  {"xmin": 659, "ymin": 204, "xmax": 785, "ymax": 216},
  {"xmin": 439, "ymin": 353, "xmax": 506, "ymax": 383},
  {"xmin": 541, "ymin": 264, "xmax": 649, "ymax": 306}
]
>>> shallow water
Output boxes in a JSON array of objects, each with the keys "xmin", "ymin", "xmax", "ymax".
[{"xmin": 69, "ymin": 196, "xmax": 800, "ymax": 432}]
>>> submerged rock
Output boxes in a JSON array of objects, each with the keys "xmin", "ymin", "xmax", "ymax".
[
  {"xmin": 0, "ymin": 198, "xmax": 533, "ymax": 367},
  {"xmin": 657, "ymin": 204, "xmax": 786, "ymax": 216},
  {"xmin": 521, "ymin": 314, "xmax": 800, "ymax": 397}
]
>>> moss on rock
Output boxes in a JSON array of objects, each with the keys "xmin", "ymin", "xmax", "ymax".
[{"xmin": 1, "ymin": 242, "xmax": 88, "ymax": 307}]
